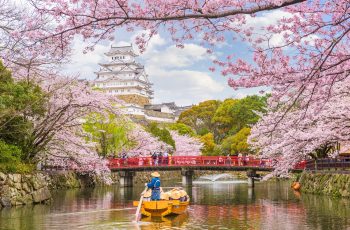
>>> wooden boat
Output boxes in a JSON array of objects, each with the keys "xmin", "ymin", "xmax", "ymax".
[{"xmin": 133, "ymin": 199, "xmax": 190, "ymax": 217}]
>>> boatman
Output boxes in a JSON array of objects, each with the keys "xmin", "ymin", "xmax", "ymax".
[{"xmin": 145, "ymin": 172, "xmax": 161, "ymax": 200}]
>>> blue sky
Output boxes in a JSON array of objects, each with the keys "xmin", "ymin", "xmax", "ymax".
[{"xmin": 63, "ymin": 10, "xmax": 289, "ymax": 106}]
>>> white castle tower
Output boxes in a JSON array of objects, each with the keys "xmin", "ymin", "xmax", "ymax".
[
  {"xmin": 93, "ymin": 45, "xmax": 191, "ymax": 122},
  {"xmin": 93, "ymin": 45, "xmax": 154, "ymax": 115}
]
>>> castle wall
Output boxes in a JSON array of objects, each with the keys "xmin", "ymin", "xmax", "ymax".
[{"xmin": 117, "ymin": 94, "xmax": 150, "ymax": 106}]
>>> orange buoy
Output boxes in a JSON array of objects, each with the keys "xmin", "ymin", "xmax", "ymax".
[{"xmin": 292, "ymin": 182, "xmax": 301, "ymax": 191}]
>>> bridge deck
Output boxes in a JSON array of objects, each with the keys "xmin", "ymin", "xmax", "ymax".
[
  {"xmin": 110, "ymin": 165, "xmax": 274, "ymax": 172},
  {"xmin": 108, "ymin": 156, "xmax": 305, "ymax": 172}
]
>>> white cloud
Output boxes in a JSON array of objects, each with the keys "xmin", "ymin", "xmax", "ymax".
[
  {"xmin": 242, "ymin": 10, "xmax": 294, "ymax": 47},
  {"xmin": 62, "ymin": 33, "xmax": 243, "ymax": 105},
  {"xmin": 147, "ymin": 67, "xmax": 225, "ymax": 105},
  {"xmin": 139, "ymin": 38, "xmax": 227, "ymax": 105},
  {"xmin": 115, "ymin": 41, "xmax": 131, "ymax": 47},
  {"xmin": 62, "ymin": 37, "xmax": 111, "ymax": 79},
  {"xmin": 144, "ymin": 43, "xmax": 209, "ymax": 68}
]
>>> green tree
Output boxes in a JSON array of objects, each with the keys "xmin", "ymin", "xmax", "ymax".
[
  {"xmin": 168, "ymin": 123, "xmax": 195, "ymax": 136},
  {"xmin": 211, "ymin": 99, "xmax": 238, "ymax": 141},
  {"xmin": 229, "ymin": 95, "xmax": 267, "ymax": 134},
  {"xmin": 178, "ymin": 100, "xmax": 221, "ymax": 135},
  {"xmin": 212, "ymin": 96, "xmax": 267, "ymax": 142},
  {"xmin": 0, "ymin": 140, "xmax": 22, "ymax": 164},
  {"xmin": 83, "ymin": 113, "xmax": 133, "ymax": 157},
  {"xmin": 200, "ymin": 132, "xmax": 216, "ymax": 155},
  {"xmin": 147, "ymin": 122, "xmax": 175, "ymax": 149},
  {"xmin": 221, "ymin": 127, "xmax": 252, "ymax": 155},
  {"xmin": 0, "ymin": 61, "xmax": 47, "ymax": 161}
]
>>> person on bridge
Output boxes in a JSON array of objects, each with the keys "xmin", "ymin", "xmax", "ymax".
[
  {"xmin": 145, "ymin": 172, "xmax": 161, "ymax": 200},
  {"xmin": 163, "ymin": 150, "xmax": 168, "ymax": 165}
]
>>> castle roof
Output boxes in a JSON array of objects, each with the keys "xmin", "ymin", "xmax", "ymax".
[
  {"xmin": 105, "ymin": 45, "xmax": 138, "ymax": 57},
  {"xmin": 144, "ymin": 102, "xmax": 178, "ymax": 110}
]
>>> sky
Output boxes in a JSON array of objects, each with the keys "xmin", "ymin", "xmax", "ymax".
[{"xmin": 62, "ymin": 10, "xmax": 290, "ymax": 106}]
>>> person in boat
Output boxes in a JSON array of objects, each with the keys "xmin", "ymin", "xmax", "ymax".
[
  {"xmin": 142, "ymin": 189, "xmax": 152, "ymax": 201},
  {"xmin": 146, "ymin": 171, "xmax": 161, "ymax": 200}
]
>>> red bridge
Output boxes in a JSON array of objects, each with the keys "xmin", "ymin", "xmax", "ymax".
[
  {"xmin": 108, "ymin": 156, "xmax": 306, "ymax": 171},
  {"xmin": 108, "ymin": 156, "xmax": 306, "ymax": 187}
]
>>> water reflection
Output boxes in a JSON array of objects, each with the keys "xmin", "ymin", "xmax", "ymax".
[
  {"xmin": 139, "ymin": 213, "xmax": 189, "ymax": 230},
  {"xmin": 1, "ymin": 181, "xmax": 350, "ymax": 229}
]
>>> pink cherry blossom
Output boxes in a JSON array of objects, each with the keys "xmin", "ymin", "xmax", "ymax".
[
  {"xmin": 1, "ymin": 0, "xmax": 349, "ymax": 176},
  {"xmin": 127, "ymin": 125, "xmax": 173, "ymax": 157},
  {"xmin": 170, "ymin": 131, "xmax": 203, "ymax": 156}
]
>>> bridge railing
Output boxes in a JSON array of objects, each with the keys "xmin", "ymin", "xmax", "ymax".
[
  {"xmin": 305, "ymin": 157, "xmax": 350, "ymax": 171},
  {"xmin": 108, "ymin": 156, "xmax": 282, "ymax": 169}
]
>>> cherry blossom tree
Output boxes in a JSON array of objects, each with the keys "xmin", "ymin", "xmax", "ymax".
[
  {"xmin": 24, "ymin": 0, "xmax": 349, "ymax": 99},
  {"xmin": 0, "ymin": 1, "xmax": 124, "ymax": 181},
  {"xmin": 7, "ymin": 0, "xmax": 345, "ymax": 102},
  {"xmin": 24, "ymin": 0, "xmax": 348, "ymax": 123},
  {"xmin": 44, "ymin": 129, "xmax": 112, "ymax": 183},
  {"xmin": 249, "ymin": 76, "xmax": 350, "ymax": 176},
  {"xmin": 127, "ymin": 125, "xmax": 172, "ymax": 157},
  {"xmin": 0, "ymin": 0, "xmax": 70, "ymax": 78},
  {"xmin": 30, "ymin": 75, "xmax": 122, "ymax": 181},
  {"xmin": 170, "ymin": 131, "xmax": 203, "ymax": 156},
  {"xmin": 4, "ymin": 0, "xmax": 349, "ymax": 174}
]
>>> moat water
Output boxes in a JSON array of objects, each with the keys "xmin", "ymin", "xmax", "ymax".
[{"xmin": 1, "ymin": 180, "xmax": 350, "ymax": 230}]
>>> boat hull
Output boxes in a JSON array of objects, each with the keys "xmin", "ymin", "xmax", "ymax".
[{"xmin": 133, "ymin": 200, "xmax": 189, "ymax": 217}]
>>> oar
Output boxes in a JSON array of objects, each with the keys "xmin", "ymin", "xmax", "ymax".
[{"xmin": 135, "ymin": 186, "xmax": 148, "ymax": 222}]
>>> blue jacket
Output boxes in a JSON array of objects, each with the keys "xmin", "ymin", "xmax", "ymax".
[{"xmin": 147, "ymin": 177, "xmax": 161, "ymax": 190}]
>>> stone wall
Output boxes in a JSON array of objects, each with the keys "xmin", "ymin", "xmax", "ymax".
[
  {"xmin": 299, "ymin": 172, "xmax": 350, "ymax": 197},
  {"xmin": 144, "ymin": 110, "xmax": 175, "ymax": 119},
  {"xmin": 47, "ymin": 171, "xmax": 95, "ymax": 189},
  {"xmin": 0, "ymin": 171, "xmax": 98, "ymax": 208},
  {"xmin": 117, "ymin": 94, "xmax": 150, "ymax": 106},
  {"xmin": 0, "ymin": 172, "xmax": 51, "ymax": 208}
]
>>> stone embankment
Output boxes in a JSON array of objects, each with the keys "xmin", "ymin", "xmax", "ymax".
[
  {"xmin": 0, "ymin": 172, "xmax": 51, "ymax": 208},
  {"xmin": 299, "ymin": 172, "xmax": 350, "ymax": 197},
  {"xmin": 0, "ymin": 171, "xmax": 99, "ymax": 208}
]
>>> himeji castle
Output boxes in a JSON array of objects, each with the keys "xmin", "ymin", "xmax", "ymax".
[{"xmin": 93, "ymin": 45, "xmax": 190, "ymax": 122}]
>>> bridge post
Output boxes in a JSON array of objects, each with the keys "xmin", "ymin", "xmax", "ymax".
[
  {"xmin": 119, "ymin": 171, "xmax": 135, "ymax": 187},
  {"xmin": 181, "ymin": 169, "xmax": 194, "ymax": 186},
  {"xmin": 246, "ymin": 170, "xmax": 256, "ymax": 187}
]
